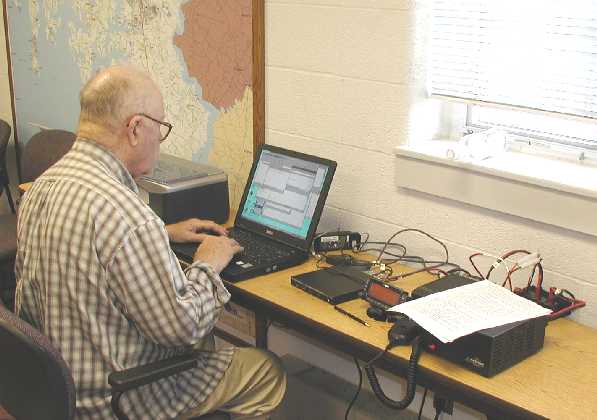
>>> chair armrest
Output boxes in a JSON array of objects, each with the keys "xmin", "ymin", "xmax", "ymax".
[{"xmin": 108, "ymin": 353, "xmax": 198, "ymax": 392}]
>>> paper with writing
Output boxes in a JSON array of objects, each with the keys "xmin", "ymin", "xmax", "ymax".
[{"xmin": 388, "ymin": 280, "xmax": 552, "ymax": 343}]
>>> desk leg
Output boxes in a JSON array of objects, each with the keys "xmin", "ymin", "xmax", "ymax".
[{"xmin": 255, "ymin": 314, "xmax": 268, "ymax": 349}]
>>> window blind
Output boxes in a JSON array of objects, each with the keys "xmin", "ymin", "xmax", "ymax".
[{"xmin": 429, "ymin": 0, "xmax": 597, "ymax": 120}]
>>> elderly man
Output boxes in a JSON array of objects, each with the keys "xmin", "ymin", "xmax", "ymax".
[{"xmin": 15, "ymin": 65, "xmax": 286, "ymax": 419}]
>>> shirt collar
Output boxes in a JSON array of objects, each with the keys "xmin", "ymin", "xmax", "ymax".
[{"xmin": 73, "ymin": 138, "xmax": 139, "ymax": 194}]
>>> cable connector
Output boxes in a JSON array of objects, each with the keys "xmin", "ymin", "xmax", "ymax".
[
  {"xmin": 517, "ymin": 252, "xmax": 541, "ymax": 268},
  {"xmin": 491, "ymin": 257, "xmax": 504, "ymax": 269},
  {"xmin": 433, "ymin": 394, "xmax": 454, "ymax": 415}
]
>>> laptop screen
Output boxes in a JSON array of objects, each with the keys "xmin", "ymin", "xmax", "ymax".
[{"xmin": 236, "ymin": 145, "xmax": 337, "ymax": 249}]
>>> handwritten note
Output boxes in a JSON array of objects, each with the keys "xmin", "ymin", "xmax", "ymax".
[{"xmin": 388, "ymin": 280, "xmax": 552, "ymax": 343}]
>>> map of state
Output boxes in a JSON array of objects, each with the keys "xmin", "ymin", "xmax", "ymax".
[
  {"xmin": 175, "ymin": 0, "xmax": 252, "ymax": 110},
  {"xmin": 8, "ymin": 0, "xmax": 254, "ymax": 207}
]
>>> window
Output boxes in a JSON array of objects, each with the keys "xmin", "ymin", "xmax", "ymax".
[{"xmin": 429, "ymin": 0, "xmax": 597, "ymax": 155}]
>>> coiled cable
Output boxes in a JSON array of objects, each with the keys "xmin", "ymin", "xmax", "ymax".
[{"xmin": 364, "ymin": 336, "xmax": 424, "ymax": 409}]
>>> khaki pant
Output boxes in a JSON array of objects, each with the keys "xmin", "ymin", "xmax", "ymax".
[{"xmin": 179, "ymin": 346, "xmax": 287, "ymax": 420}]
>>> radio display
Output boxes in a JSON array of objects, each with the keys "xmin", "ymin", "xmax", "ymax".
[{"xmin": 367, "ymin": 282, "xmax": 402, "ymax": 307}]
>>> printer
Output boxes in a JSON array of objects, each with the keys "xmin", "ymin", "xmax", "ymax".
[{"xmin": 137, "ymin": 153, "xmax": 229, "ymax": 224}]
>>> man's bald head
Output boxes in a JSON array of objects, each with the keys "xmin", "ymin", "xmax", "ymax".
[{"xmin": 79, "ymin": 65, "xmax": 161, "ymax": 130}]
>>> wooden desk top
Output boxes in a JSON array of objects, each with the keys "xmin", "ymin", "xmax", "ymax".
[
  {"xmin": 18, "ymin": 182, "xmax": 32, "ymax": 194},
  {"xmin": 226, "ymin": 258, "xmax": 597, "ymax": 420}
]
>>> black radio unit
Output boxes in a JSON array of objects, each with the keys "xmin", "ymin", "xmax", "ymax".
[
  {"xmin": 313, "ymin": 231, "xmax": 361, "ymax": 253},
  {"xmin": 413, "ymin": 274, "xmax": 548, "ymax": 377}
]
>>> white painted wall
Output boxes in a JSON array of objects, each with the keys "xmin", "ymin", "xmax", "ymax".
[
  {"xmin": 0, "ymin": 3, "xmax": 15, "ymax": 215},
  {"xmin": 264, "ymin": 1, "xmax": 597, "ymax": 418},
  {"xmin": 265, "ymin": 0, "xmax": 597, "ymax": 327}
]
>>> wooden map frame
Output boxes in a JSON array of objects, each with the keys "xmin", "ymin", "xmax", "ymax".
[{"xmin": 252, "ymin": 0, "xmax": 265, "ymax": 159}]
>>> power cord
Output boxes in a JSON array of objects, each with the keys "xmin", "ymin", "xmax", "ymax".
[
  {"xmin": 418, "ymin": 388, "xmax": 428, "ymax": 420},
  {"xmin": 345, "ymin": 358, "xmax": 363, "ymax": 420}
]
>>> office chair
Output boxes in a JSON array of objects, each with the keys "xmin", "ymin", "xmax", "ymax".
[
  {"xmin": 20, "ymin": 129, "xmax": 77, "ymax": 183},
  {"xmin": 0, "ymin": 300, "xmax": 229, "ymax": 420},
  {"xmin": 0, "ymin": 119, "xmax": 15, "ymax": 213},
  {"xmin": 0, "ymin": 299, "xmax": 76, "ymax": 420},
  {"xmin": 0, "ymin": 213, "xmax": 17, "ymax": 311}
]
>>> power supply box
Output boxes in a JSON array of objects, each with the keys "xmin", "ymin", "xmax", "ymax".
[{"xmin": 413, "ymin": 274, "xmax": 547, "ymax": 377}]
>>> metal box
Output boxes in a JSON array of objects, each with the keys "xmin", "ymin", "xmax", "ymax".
[{"xmin": 137, "ymin": 154, "xmax": 229, "ymax": 224}]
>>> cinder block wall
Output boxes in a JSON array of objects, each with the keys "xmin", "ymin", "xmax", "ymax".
[
  {"xmin": 264, "ymin": 0, "xmax": 597, "ymax": 327},
  {"xmin": 264, "ymin": 2, "xmax": 597, "ymax": 419}
]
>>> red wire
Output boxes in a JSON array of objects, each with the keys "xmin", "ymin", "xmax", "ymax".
[
  {"xmin": 486, "ymin": 249, "xmax": 531, "ymax": 279},
  {"xmin": 468, "ymin": 250, "xmax": 584, "ymax": 320},
  {"xmin": 501, "ymin": 265, "xmax": 521, "ymax": 291},
  {"xmin": 549, "ymin": 300, "xmax": 586, "ymax": 320}
]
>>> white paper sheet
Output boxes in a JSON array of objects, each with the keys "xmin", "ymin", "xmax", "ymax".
[{"xmin": 388, "ymin": 280, "xmax": 552, "ymax": 343}]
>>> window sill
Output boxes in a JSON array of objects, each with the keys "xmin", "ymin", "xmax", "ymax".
[{"xmin": 394, "ymin": 141, "xmax": 597, "ymax": 236}]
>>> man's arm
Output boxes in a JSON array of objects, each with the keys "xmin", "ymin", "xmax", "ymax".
[{"xmin": 107, "ymin": 219, "xmax": 233, "ymax": 347}]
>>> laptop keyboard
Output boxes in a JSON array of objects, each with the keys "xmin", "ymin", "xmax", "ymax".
[{"xmin": 228, "ymin": 228, "xmax": 295, "ymax": 266}]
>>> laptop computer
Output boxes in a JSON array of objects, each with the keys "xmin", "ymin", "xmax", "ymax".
[{"xmin": 172, "ymin": 145, "xmax": 337, "ymax": 282}]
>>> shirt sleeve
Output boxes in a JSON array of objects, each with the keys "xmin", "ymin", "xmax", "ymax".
[{"xmin": 106, "ymin": 218, "xmax": 231, "ymax": 347}]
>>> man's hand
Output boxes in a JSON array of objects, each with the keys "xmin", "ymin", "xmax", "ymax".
[
  {"xmin": 193, "ymin": 235, "xmax": 243, "ymax": 273},
  {"xmin": 166, "ymin": 218, "xmax": 227, "ymax": 243}
]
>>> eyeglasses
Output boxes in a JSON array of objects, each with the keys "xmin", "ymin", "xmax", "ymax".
[{"xmin": 138, "ymin": 113, "xmax": 173, "ymax": 143}]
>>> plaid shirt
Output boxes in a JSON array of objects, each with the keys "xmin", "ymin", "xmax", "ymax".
[{"xmin": 15, "ymin": 139, "xmax": 234, "ymax": 419}]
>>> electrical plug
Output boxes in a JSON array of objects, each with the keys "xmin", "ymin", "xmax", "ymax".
[{"xmin": 517, "ymin": 252, "xmax": 541, "ymax": 268}]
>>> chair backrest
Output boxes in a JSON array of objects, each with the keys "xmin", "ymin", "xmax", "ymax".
[
  {"xmin": 0, "ymin": 213, "xmax": 17, "ymax": 261},
  {"xmin": 0, "ymin": 301, "xmax": 76, "ymax": 420},
  {"xmin": 0, "ymin": 119, "xmax": 11, "ymax": 183},
  {"xmin": 21, "ymin": 129, "xmax": 76, "ymax": 183}
]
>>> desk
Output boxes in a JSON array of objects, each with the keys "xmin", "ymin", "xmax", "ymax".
[
  {"xmin": 220, "ymin": 258, "xmax": 597, "ymax": 420},
  {"xmin": 17, "ymin": 182, "xmax": 32, "ymax": 195}
]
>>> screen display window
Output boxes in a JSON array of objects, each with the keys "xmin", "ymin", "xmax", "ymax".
[{"xmin": 240, "ymin": 150, "xmax": 330, "ymax": 239}]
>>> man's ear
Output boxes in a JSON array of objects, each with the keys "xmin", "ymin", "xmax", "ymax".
[{"xmin": 126, "ymin": 115, "xmax": 142, "ymax": 146}]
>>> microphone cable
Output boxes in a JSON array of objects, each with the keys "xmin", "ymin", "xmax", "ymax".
[{"xmin": 364, "ymin": 336, "xmax": 425, "ymax": 410}]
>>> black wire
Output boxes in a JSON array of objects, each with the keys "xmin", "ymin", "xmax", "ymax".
[
  {"xmin": 361, "ymin": 246, "xmax": 457, "ymax": 269},
  {"xmin": 418, "ymin": 388, "xmax": 429, "ymax": 420},
  {"xmin": 345, "ymin": 358, "xmax": 363, "ymax": 420},
  {"xmin": 359, "ymin": 240, "xmax": 407, "ymax": 256},
  {"xmin": 360, "ymin": 249, "xmax": 459, "ymax": 270},
  {"xmin": 377, "ymin": 229, "xmax": 448, "ymax": 264},
  {"xmin": 357, "ymin": 246, "xmax": 405, "ymax": 262},
  {"xmin": 366, "ymin": 343, "xmax": 393, "ymax": 367},
  {"xmin": 561, "ymin": 289, "xmax": 576, "ymax": 300}
]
